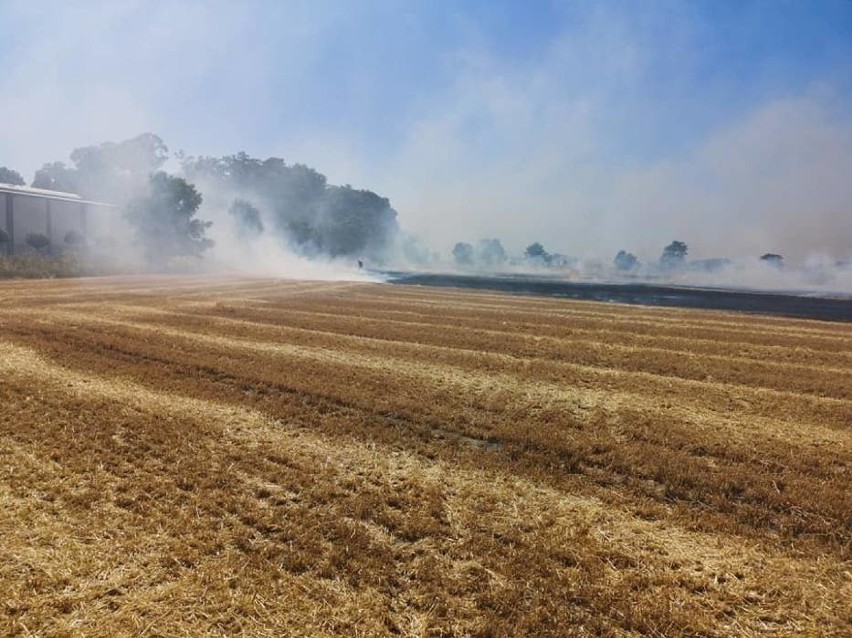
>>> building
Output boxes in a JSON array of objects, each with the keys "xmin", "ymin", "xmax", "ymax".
[{"xmin": 0, "ymin": 183, "xmax": 116, "ymax": 256}]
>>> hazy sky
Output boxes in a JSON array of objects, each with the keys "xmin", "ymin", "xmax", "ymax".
[{"xmin": 1, "ymin": 0, "xmax": 850, "ymax": 261}]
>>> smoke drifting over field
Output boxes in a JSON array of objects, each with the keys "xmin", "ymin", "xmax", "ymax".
[
  {"xmin": 0, "ymin": 3, "xmax": 850, "ymax": 292},
  {"xmin": 190, "ymin": 181, "xmax": 382, "ymax": 282}
]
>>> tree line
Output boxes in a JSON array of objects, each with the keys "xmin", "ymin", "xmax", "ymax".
[
  {"xmin": 1, "ymin": 133, "xmax": 398, "ymax": 265},
  {"xmin": 451, "ymin": 238, "xmax": 784, "ymax": 272}
]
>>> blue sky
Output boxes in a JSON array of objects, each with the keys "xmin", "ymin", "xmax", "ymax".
[{"xmin": 1, "ymin": 0, "xmax": 850, "ymax": 260}]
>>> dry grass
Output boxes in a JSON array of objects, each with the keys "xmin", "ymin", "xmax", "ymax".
[{"xmin": 0, "ymin": 275, "xmax": 850, "ymax": 637}]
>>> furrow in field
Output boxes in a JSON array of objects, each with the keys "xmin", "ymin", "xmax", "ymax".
[
  {"xmin": 6, "ymin": 310, "xmax": 850, "ymax": 522},
  {"xmin": 6, "ymin": 340, "xmax": 851, "ymax": 567},
  {"xmin": 347, "ymin": 288, "xmax": 852, "ymax": 337},
  {"xmin": 8, "ymin": 276, "xmax": 848, "ymax": 348},
  {"xmin": 343, "ymin": 290, "xmax": 852, "ymax": 339},
  {"xmin": 158, "ymin": 302, "xmax": 852, "ymax": 375},
  {"xmin": 2, "ymin": 278, "xmax": 851, "ymax": 636},
  {"xmin": 98, "ymin": 303, "xmax": 852, "ymax": 403},
  {"xmin": 251, "ymin": 297, "xmax": 852, "ymax": 354},
  {"xmin": 363, "ymin": 284, "xmax": 852, "ymax": 330},
  {"xmin": 2, "ymin": 340, "xmax": 847, "ymax": 636},
  {"xmin": 3, "ymin": 315, "xmax": 850, "ymax": 559},
  {"xmin": 0, "ymin": 338, "xmax": 845, "ymax": 567},
  {"xmin": 171, "ymin": 302, "xmax": 852, "ymax": 369},
  {"xmin": 0, "ymin": 276, "xmax": 335, "ymax": 308},
  {"xmin": 3, "ymin": 277, "xmax": 340, "ymax": 306},
  {"xmin": 5, "ymin": 347, "xmax": 844, "ymax": 634},
  {"xmin": 15, "ymin": 306, "xmax": 851, "ymax": 422}
]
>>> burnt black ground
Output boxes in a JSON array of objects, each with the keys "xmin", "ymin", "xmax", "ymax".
[{"xmin": 386, "ymin": 272, "xmax": 852, "ymax": 323}]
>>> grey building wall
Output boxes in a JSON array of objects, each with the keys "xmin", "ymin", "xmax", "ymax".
[
  {"xmin": 0, "ymin": 190, "xmax": 114, "ymax": 256},
  {"xmin": 51, "ymin": 200, "xmax": 87, "ymax": 246},
  {"xmin": 0, "ymin": 195, "xmax": 7, "ymax": 234},
  {"xmin": 13, "ymin": 196, "xmax": 48, "ymax": 253}
]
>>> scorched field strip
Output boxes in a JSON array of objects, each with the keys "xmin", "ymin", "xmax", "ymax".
[{"xmin": 0, "ymin": 276, "xmax": 850, "ymax": 637}]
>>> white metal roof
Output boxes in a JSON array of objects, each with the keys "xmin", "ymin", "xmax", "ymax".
[{"xmin": 0, "ymin": 183, "xmax": 115, "ymax": 207}]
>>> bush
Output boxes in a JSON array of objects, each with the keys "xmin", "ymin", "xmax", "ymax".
[
  {"xmin": 26, "ymin": 233, "xmax": 51, "ymax": 253},
  {"xmin": 0, "ymin": 254, "xmax": 126, "ymax": 279}
]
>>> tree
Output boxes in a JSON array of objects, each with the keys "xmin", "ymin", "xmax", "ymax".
[
  {"xmin": 228, "ymin": 199, "xmax": 264, "ymax": 235},
  {"xmin": 181, "ymin": 152, "xmax": 399, "ymax": 260},
  {"xmin": 452, "ymin": 242, "xmax": 474, "ymax": 265},
  {"xmin": 314, "ymin": 185, "xmax": 398, "ymax": 258},
  {"xmin": 0, "ymin": 167, "xmax": 25, "ymax": 186},
  {"xmin": 70, "ymin": 132, "xmax": 168, "ymax": 202},
  {"xmin": 32, "ymin": 162, "xmax": 79, "ymax": 193},
  {"xmin": 26, "ymin": 233, "xmax": 51, "ymax": 254},
  {"xmin": 33, "ymin": 133, "xmax": 169, "ymax": 202},
  {"xmin": 125, "ymin": 172, "xmax": 212, "ymax": 265},
  {"xmin": 476, "ymin": 238, "xmax": 507, "ymax": 267},
  {"xmin": 614, "ymin": 250, "xmax": 639, "ymax": 271},
  {"xmin": 660, "ymin": 240, "xmax": 688, "ymax": 267},
  {"xmin": 0, "ymin": 229, "xmax": 9, "ymax": 256},
  {"xmin": 525, "ymin": 242, "xmax": 550, "ymax": 264},
  {"xmin": 760, "ymin": 253, "xmax": 784, "ymax": 267}
]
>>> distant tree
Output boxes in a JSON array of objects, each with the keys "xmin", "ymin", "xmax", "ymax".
[
  {"xmin": 228, "ymin": 198, "xmax": 264, "ymax": 235},
  {"xmin": 125, "ymin": 172, "xmax": 212, "ymax": 265},
  {"xmin": 70, "ymin": 132, "xmax": 168, "ymax": 202},
  {"xmin": 476, "ymin": 238, "xmax": 507, "ymax": 267},
  {"xmin": 33, "ymin": 133, "xmax": 168, "ymax": 202},
  {"xmin": 760, "ymin": 253, "xmax": 784, "ymax": 267},
  {"xmin": 0, "ymin": 167, "xmax": 25, "ymax": 186},
  {"xmin": 660, "ymin": 240, "xmax": 688, "ymax": 267},
  {"xmin": 452, "ymin": 242, "xmax": 474, "ymax": 265},
  {"xmin": 32, "ymin": 161, "xmax": 79, "ymax": 193},
  {"xmin": 314, "ymin": 184, "xmax": 398, "ymax": 258},
  {"xmin": 0, "ymin": 229, "xmax": 9, "ymax": 255},
  {"xmin": 614, "ymin": 250, "xmax": 639, "ymax": 271},
  {"xmin": 182, "ymin": 152, "xmax": 399, "ymax": 260},
  {"xmin": 26, "ymin": 233, "xmax": 51, "ymax": 254},
  {"xmin": 525, "ymin": 242, "xmax": 551, "ymax": 264},
  {"xmin": 548, "ymin": 253, "xmax": 574, "ymax": 268},
  {"xmin": 71, "ymin": 132, "xmax": 167, "ymax": 176}
]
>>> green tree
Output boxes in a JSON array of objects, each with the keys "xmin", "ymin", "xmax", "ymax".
[
  {"xmin": 314, "ymin": 185, "xmax": 398, "ymax": 258},
  {"xmin": 452, "ymin": 242, "xmax": 474, "ymax": 265},
  {"xmin": 228, "ymin": 199, "xmax": 264, "ymax": 235},
  {"xmin": 525, "ymin": 242, "xmax": 550, "ymax": 263},
  {"xmin": 0, "ymin": 167, "xmax": 25, "ymax": 186},
  {"xmin": 33, "ymin": 133, "xmax": 168, "ymax": 202},
  {"xmin": 26, "ymin": 233, "xmax": 51, "ymax": 254},
  {"xmin": 181, "ymin": 152, "xmax": 398, "ymax": 260},
  {"xmin": 760, "ymin": 253, "xmax": 784, "ymax": 267},
  {"xmin": 32, "ymin": 162, "xmax": 79, "ymax": 193},
  {"xmin": 125, "ymin": 172, "xmax": 212, "ymax": 265},
  {"xmin": 614, "ymin": 250, "xmax": 639, "ymax": 271},
  {"xmin": 660, "ymin": 240, "xmax": 688, "ymax": 268}
]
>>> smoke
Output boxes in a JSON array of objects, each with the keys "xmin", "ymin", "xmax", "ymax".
[
  {"xmin": 185, "ymin": 177, "xmax": 380, "ymax": 281},
  {"xmin": 1, "ymin": 2, "xmax": 850, "ymax": 292},
  {"xmin": 206, "ymin": 222, "xmax": 378, "ymax": 283},
  {"xmin": 378, "ymin": 72, "xmax": 852, "ymax": 270},
  {"xmin": 605, "ymin": 93, "xmax": 852, "ymax": 263}
]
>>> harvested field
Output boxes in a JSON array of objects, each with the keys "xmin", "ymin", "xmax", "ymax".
[{"xmin": 0, "ymin": 275, "xmax": 850, "ymax": 637}]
